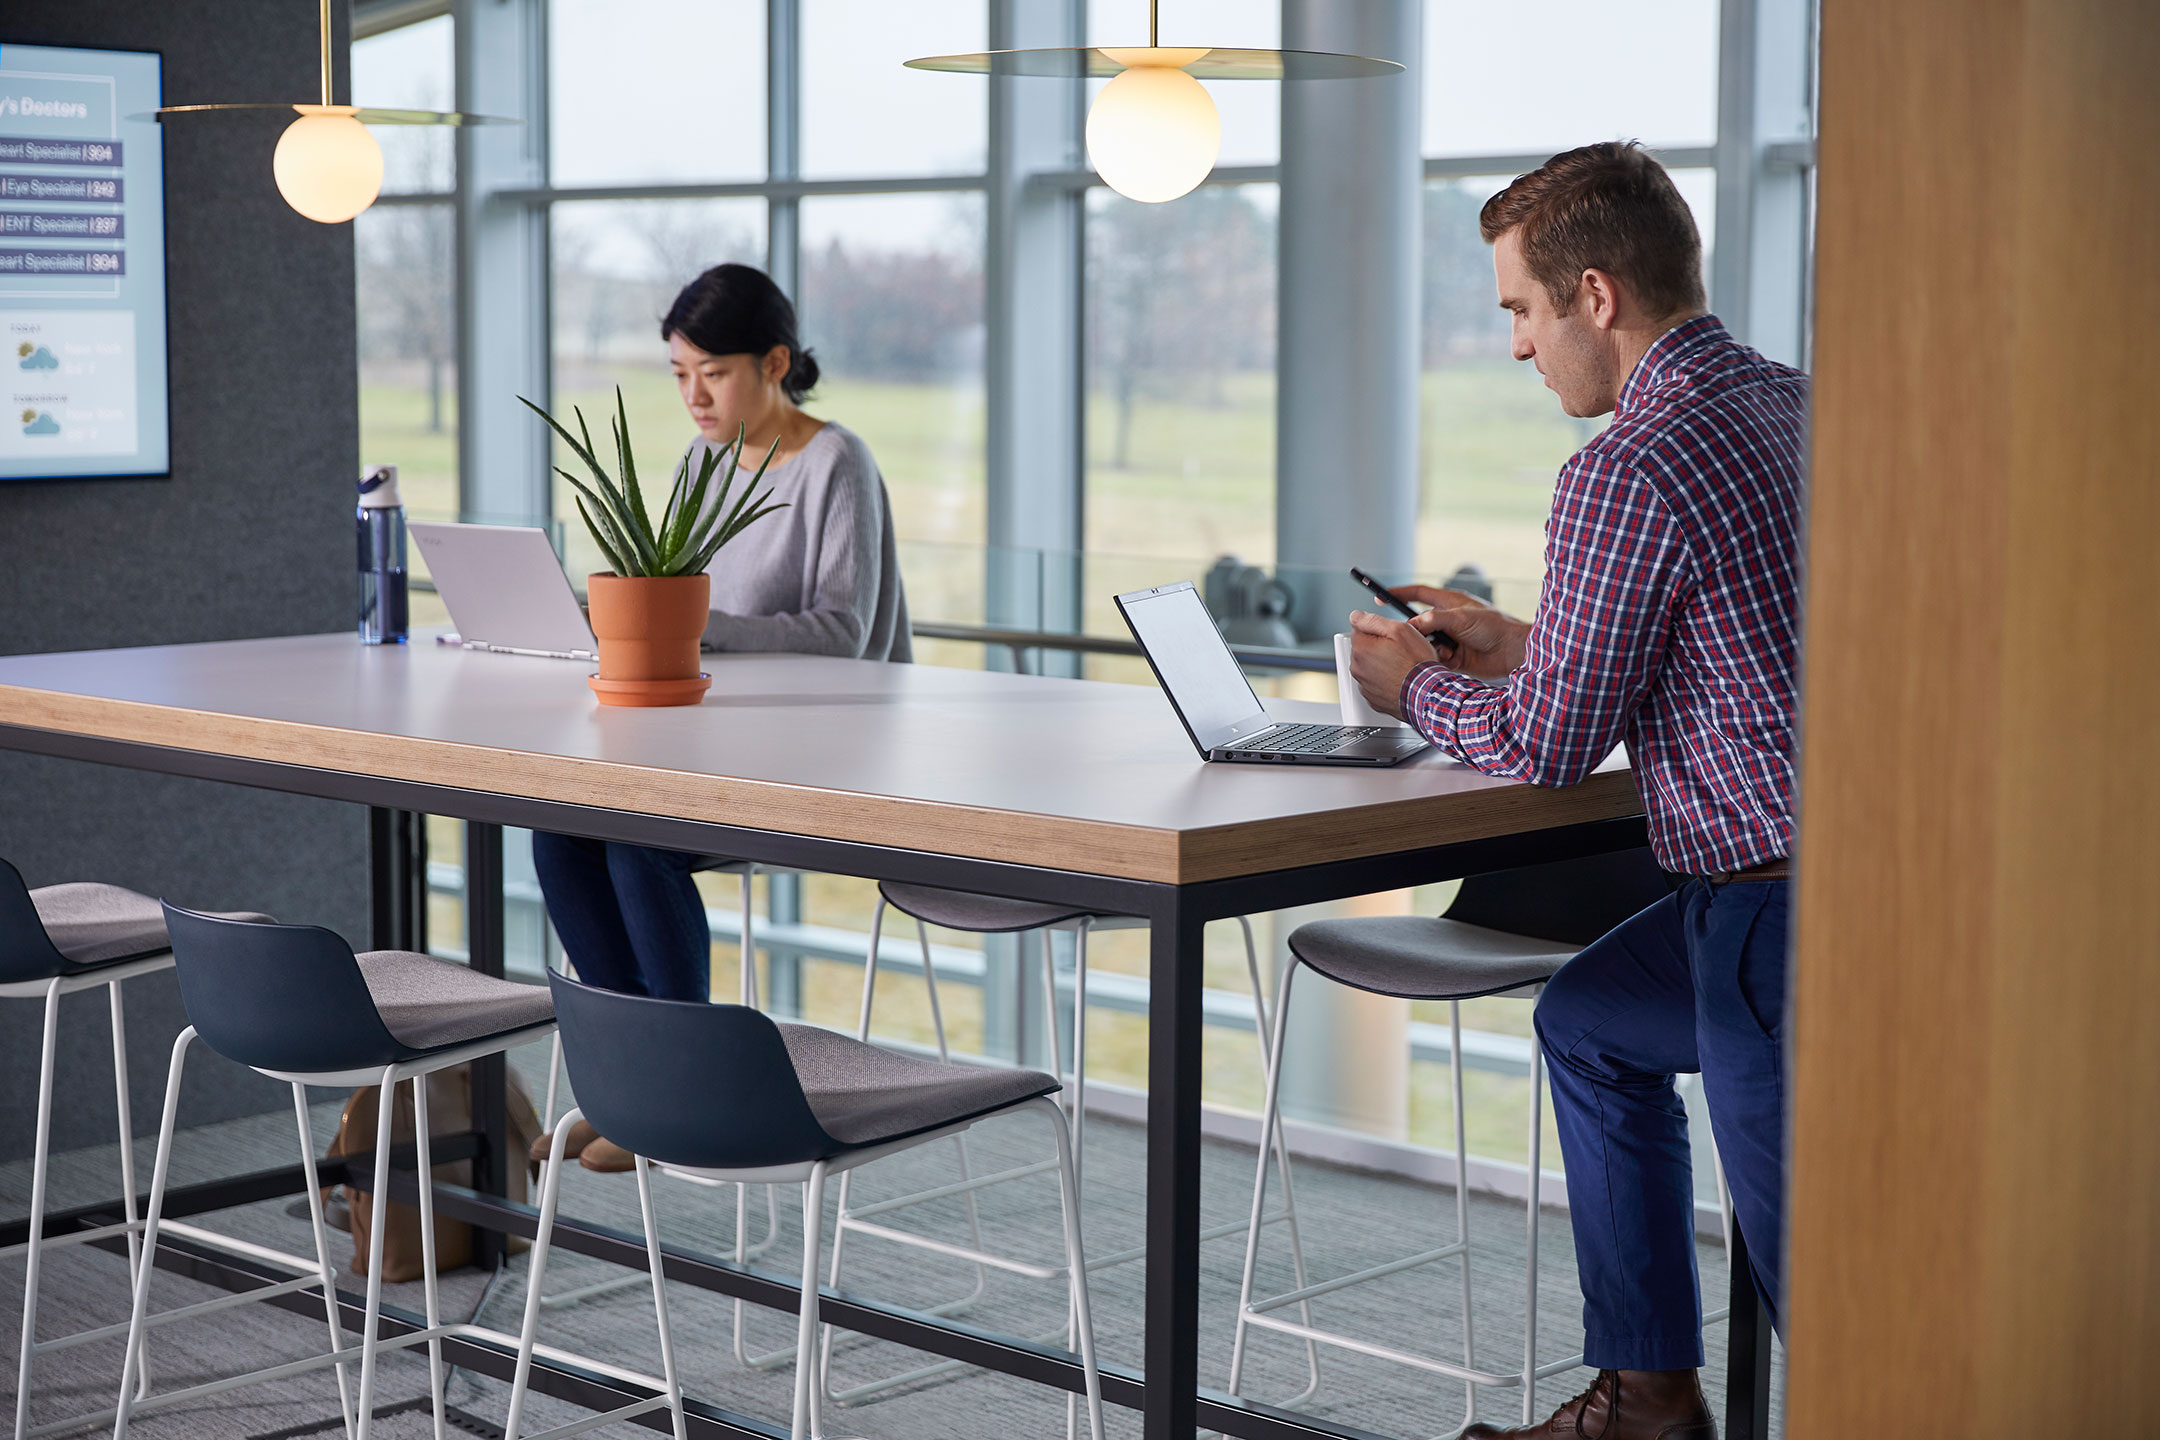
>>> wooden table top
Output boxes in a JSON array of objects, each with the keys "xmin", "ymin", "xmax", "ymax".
[{"xmin": 0, "ymin": 634, "xmax": 1640, "ymax": 884}]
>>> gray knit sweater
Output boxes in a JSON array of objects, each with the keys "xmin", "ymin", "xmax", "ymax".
[{"xmin": 688, "ymin": 421, "xmax": 912, "ymax": 661}]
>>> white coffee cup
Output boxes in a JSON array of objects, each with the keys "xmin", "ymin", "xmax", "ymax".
[{"xmin": 1334, "ymin": 632, "xmax": 1395, "ymax": 727}]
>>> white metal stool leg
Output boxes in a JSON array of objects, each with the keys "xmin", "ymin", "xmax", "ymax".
[
  {"xmin": 410, "ymin": 1079, "xmax": 449, "ymax": 1440},
  {"xmin": 791, "ymin": 1165, "xmax": 830, "ymax": 1440},
  {"xmin": 353, "ymin": 1063, "xmax": 399, "ymax": 1440},
  {"xmin": 291, "ymin": 1084, "xmax": 357, "ymax": 1440},
  {"xmin": 13, "ymin": 978, "xmax": 60, "ymax": 1440},
  {"xmin": 112, "ymin": 1026, "xmax": 194, "ymax": 1438},
  {"xmin": 1522, "ymin": 1040, "xmax": 1547, "ymax": 1424},
  {"xmin": 914, "ymin": 914, "xmax": 991, "ymax": 1293},
  {"xmin": 818, "ymin": 908, "xmax": 996, "ymax": 1401},
  {"xmin": 634, "ymin": 1158, "xmax": 690, "ymax": 1440},
  {"xmin": 1039, "ymin": 1099, "xmax": 1106, "ymax": 1440},
  {"xmin": 1235, "ymin": 918, "xmax": 1321, "ymax": 1405},
  {"xmin": 541, "ymin": 1030, "xmax": 563, "ymax": 1134},
  {"xmin": 505, "ymin": 1109, "xmax": 680, "ymax": 1440},
  {"xmin": 105, "ymin": 979, "xmax": 154, "ymax": 1408},
  {"xmin": 1449, "ymin": 999, "xmax": 1479, "ymax": 1429},
  {"xmin": 1229, "ymin": 958, "xmax": 1303, "ymax": 1400},
  {"xmin": 1231, "ymin": 968, "xmax": 1577, "ymax": 1430}
]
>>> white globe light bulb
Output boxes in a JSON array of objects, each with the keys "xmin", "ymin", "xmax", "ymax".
[
  {"xmin": 1086, "ymin": 63, "xmax": 1221, "ymax": 204},
  {"xmin": 273, "ymin": 111, "xmax": 384, "ymax": 224}
]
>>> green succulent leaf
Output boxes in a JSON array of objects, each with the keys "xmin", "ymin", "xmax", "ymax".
[
  {"xmin": 521, "ymin": 393, "xmax": 785, "ymax": 580},
  {"xmin": 612, "ymin": 388, "xmax": 654, "ymax": 546},
  {"xmin": 573, "ymin": 496, "xmax": 631, "ymax": 575}
]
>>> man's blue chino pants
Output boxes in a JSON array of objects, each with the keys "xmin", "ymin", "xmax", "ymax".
[{"xmin": 1533, "ymin": 878, "xmax": 1790, "ymax": 1371}]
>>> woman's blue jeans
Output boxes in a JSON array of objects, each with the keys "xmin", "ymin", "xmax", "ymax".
[{"xmin": 530, "ymin": 833, "xmax": 711, "ymax": 1002}]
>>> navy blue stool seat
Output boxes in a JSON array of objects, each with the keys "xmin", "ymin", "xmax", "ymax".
[
  {"xmin": 505, "ymin": 970, "xmax": 1106, "ymax": 1440},
  {"xmin": 107, "ymin": 907, "xmax": 556, "ymax": 1440},
  {"xmin": 0, "ymin": 858, "xmax": 269, "ymax": 1440}
]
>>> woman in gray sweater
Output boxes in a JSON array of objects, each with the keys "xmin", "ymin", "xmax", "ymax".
[{"xmin": 532, "ymin": 263, "xmax": 909, "ymax": 1170}]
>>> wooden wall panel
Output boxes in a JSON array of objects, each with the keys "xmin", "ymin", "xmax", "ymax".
[{"xmin": 1789, "ymin": 0, "xmax": 2160, "ymax": 1431}]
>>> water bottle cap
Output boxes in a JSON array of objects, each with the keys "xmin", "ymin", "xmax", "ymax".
[{"xmin": 358, "ymin": 464, "xmax": 403, "ymax": 509}]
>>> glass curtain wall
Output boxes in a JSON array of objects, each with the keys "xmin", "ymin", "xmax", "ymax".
[{"xmin": 353, "ymin": 0, "xmax": 1814, "ymax": 1174}]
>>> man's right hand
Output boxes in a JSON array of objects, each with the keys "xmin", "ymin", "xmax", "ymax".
[{"xmin": 1395, "ymin": 585, "xmax": 1530, "ymax": 682}]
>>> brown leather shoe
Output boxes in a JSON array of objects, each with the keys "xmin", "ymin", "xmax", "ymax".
[
  {"xmin": 529, "ymin": 1117, "xmax": 598, "ymax": 1165},
  {"xmin": 1462, "ymin": 1369, "xmax": 1714, "ymax": 1439},
  {"xmin": 578, "ymin": 1135, "xmax": 637, "ymax": 1173}
]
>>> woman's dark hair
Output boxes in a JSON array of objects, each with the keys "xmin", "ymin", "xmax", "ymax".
[{"xmin": 660, "ymin": 263, "xmax": 820, "ymax": 403}]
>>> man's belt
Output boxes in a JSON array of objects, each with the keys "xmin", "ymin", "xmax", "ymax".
[{"xmin": 1700, "ymin": 858, "xmax": 1791, "ymax": 885}]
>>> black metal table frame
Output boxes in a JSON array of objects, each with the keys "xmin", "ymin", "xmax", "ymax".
[{"xmin": 0, "ymin": 721, "xmax": 1774, "ymax": 1440}]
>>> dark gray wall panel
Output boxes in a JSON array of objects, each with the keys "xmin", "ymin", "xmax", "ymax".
[{"xmin": 1, "ymin": 0, "xmax": 368, "ymax": 1162}]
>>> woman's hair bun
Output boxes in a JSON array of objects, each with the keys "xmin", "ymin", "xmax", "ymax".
[{"xmin": 660, "ymin": 263, "xmax": 818, "ymax": 403}]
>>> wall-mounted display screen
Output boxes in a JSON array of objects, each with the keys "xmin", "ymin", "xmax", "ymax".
[{"xmin": 0, "ymin": 43, "xmax": 168, "ymax": 481}]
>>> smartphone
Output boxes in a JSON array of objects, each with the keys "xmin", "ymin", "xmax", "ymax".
[{"xmin": 1349, "ymin": 566, "xmax": 1456, "ymax": 653}]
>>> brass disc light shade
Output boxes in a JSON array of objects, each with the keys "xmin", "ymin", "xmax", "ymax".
[
  {"xmin": 907, "ymin": 1, "xmax": 1401, "ymax": 204},
  {"xmin": 146, "ymin": 0, "xmax": 512, "ymax": 223}
]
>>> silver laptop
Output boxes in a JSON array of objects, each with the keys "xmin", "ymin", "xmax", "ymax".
[
  {"xmin": 1115, "ymin": 581, "xmax": 1430, "ymax": 767},
  {"xmin": 409, "ymin": 522, "xmax": 597, "ymax": 662}
]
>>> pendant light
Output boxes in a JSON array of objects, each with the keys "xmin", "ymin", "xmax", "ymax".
[
  {"xmin": 908, "ymin": 0, "xmax": 1401, "ymax": 204},
  {"xmin": 151, "ymin": 0, "xmax": 511, "ymax": 224}
]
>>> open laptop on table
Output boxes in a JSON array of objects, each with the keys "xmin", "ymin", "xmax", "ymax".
[
  {"xmin": 1115, "ymin": 581, "xmax": 1430, "ymax": 767},
  {"xmin": 409, "ymin": 522, "xmax": 598, "ymax": 662}
]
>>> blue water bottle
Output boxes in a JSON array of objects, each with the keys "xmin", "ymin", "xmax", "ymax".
[{"xmin": 357, "ymin": 464, "xmax": 409, "ymax": 644}]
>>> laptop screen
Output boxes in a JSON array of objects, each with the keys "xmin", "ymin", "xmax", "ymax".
[{"xmin": 1117, "ymin": 583, "xmax": 1265, "ymax": 748}]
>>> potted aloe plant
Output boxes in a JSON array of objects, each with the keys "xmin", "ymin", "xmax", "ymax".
[{"xmin": 520, "ymin": 389, "xmax": 786, "ymax": 707}]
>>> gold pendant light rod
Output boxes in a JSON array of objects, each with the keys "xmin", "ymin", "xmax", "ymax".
[
  {"xmin": 319, "ymin": 0, "xmax": 334, "ymax": 107},
  {"xmin": 1150, "ymin": 0, "xmax": 1159, "ymax": 49}
]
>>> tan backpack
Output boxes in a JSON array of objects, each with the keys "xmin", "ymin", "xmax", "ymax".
[{"xmin": 328, "ymin": 1064, "xmax": 541, "ymax": 1281}]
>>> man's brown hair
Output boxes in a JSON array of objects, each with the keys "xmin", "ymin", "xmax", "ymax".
[{"xmin": 1479, "ymin": 141, "xmax": 1706, "ymax": 320}]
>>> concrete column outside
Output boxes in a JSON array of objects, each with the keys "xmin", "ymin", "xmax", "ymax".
[
  {"xmin": 1274, "ymin": 0, "xmax": 1423, "ymax": 641},
  {"xmin": 454, "ymin": 0, "xmax": 551, "ymax": 525}
]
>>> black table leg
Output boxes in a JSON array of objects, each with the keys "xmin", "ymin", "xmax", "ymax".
[
  {"xmin": 464, "ymin": 821, "xmax": 510, "ymax": 1268},
  {"xmin": 1724, "ymin": 1222, "xmax": 1774, "ymax": 1439},
  {"xmin": 1145, "ymin": 897, "xmax": 1206, "ymax": 1440},
  {"xmin": 368, "ymin": 807, "xmax": 426, "ymax": 951}
]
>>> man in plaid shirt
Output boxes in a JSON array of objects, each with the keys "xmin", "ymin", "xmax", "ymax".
[{"xmin": 1350, "ymin": 142, "xmax": 1806, "ymax": 1440}]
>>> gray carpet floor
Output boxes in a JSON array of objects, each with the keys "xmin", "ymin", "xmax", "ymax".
[{"xmin": 2, "ymin": 1044, "xmax": 1784, "ymax": 1439}]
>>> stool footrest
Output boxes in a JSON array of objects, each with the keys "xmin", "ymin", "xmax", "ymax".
[
  {"xmin": 839, "ymin": 1156, "xmax": 1058, "ymax": 1220},
  {"xmin": 1243, "ymin": 1307, "xmax": 1581, "ymax": 1390},
  {"xmin": 1086, "ymin": 1205, "xmax": 1294, "ymax": 1271},
  {"xmin": 0, "ymin": 1216, "xmax": 141, "ymax": 1259},
  {"xmin": 110, "ymin": 1324, "xmax": 458, "ymax": 1423},
  {"xmin": 833, "ymin": 1216, "xmax": 1068, "ymax": 1280},
  {"xmin": 515, "ymin": 1395, "xmax": 673, "ymax": 1440},
  {"xmin": 1247, "ymin": 1240, "xmax": 1468, "ymax": 1312},
  {"xmin": 36, "ymin": 1272, "xmax": 324, "ymax": 1354}
]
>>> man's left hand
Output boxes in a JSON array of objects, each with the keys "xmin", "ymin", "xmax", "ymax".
[{"xmin": 1347, "ymin": 610, "xmax": 1440, "ymax": 721}]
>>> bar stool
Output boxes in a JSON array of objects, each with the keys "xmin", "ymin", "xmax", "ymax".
[
  {"xmin": 109, "ymin": 906, "xmax": 556, "ymax": 1440},
  {"xmin": 0, "ymin": 860, "xmax": 270, "ymax": 1440},
  {"xmin": 1228, "ymin": 850, "xmax": 1674, "ymax": 1431},
  {"xmin": 819, "ymin": 881, "xmax": 1317, "ymax": 1408},
  {"xmin": 505, "ymin": 969, "xmax": 1106, "ymax": 1440},
  {"xmin": 533, "ymin": 858, "xmax": 788, "ymax": 1330}
]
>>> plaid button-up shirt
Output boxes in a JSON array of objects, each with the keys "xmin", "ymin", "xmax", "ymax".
[{"xmin": 1401, "ymin": 315, "xmax": 1809, "ymax": 875}]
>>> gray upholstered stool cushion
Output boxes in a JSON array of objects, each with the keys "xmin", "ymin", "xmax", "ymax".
[
  {"xmin": 1286, "ymin": 916, "xmax": 1579, "ymax": 1001},
  {"xmin": 779, "ymin": 1023, "xmax": 1059, "ymax": 1147},
  {"xmin": 356, "ymin": 950, "xmax": 555, "ymax": 1052},
  {"xmin": 879, "ymin": 881, "xmax": 1108, "ymax": 934},
  {"xmin": 30, "ymin": 883, "xmax": 268, "ymax": 970}
]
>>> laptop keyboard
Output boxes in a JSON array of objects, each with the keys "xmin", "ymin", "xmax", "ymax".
[{"xmin": 1234, "ymin": 723, "xmax": 1383, "ymax": 755}]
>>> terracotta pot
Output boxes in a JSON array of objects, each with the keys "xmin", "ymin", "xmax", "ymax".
[{"xmin": 584, "ymin": 572, "xmax": 712, "ymax": 707}]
